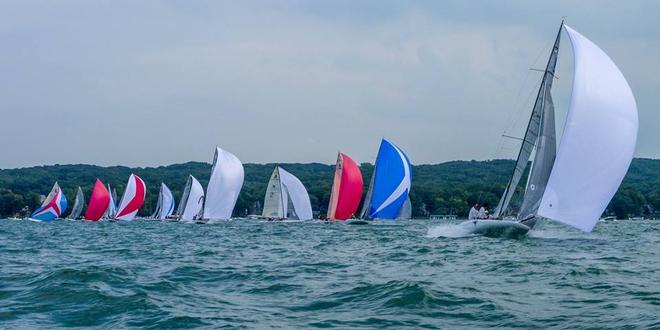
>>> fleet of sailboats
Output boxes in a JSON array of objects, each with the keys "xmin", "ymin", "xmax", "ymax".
[{"xmin": 6, "ymin": 22, "xmax": 640, "ymax": 238}]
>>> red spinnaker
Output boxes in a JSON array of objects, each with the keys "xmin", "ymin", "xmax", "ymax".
[
  {"xmin": 327, "ymin": 152, "xmax": 363, "ymax": 220},
  {"xmin": 115, "ymin": 174, "xmax": 146, "ymax": 220},
  {"xmin": 85, "ymin": 179, "xmax": 110, "ymax": 221}
]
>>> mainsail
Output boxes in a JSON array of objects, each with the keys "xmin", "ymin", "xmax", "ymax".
[
  {"xmin": 537, "ymin": 25, "xmax": 638, "ymax": 232},
  {"xmin": 29, "ymin": 182, "xmax": 68, "ymax": 222},
  {"xmin": 150, "ymin": 186, "xmax": 163, "ymax": 219},
  {"xmin": 114, "ymin": 174, "xmax": 147, "ymax": 221},
  {"xmin": 262, "ymin": 168, "xmax": 285, "ymax": 218},
  {"xmin": 177, "ymin": 175, "xmax": 205, "ymax": 222},
  {"xmin": 262, "ymin": 167, "xmax": 313, "ymax": 220},
  {"xmin": 203, "ymin": 147, "xmax": 245, "ymax": 220},
  {"xmin": 85, "ymin": 179, "xmax": 110, "ymax": 221},
  {"xmin": 67, "ymin": 187, "xmax": 85, "ymax": 219},
  {"xmin": 359, "ymin": 139, "xmax": 412, "ymax": 220},
  {"xmin": 327, "ymin": 152, "xmax": 363, "ymax": 220},
  {"xmin": 397, "ymin": 197, "xmax": 412, "ymax": 220},
  {"xmin": 493, "ymin": 22, "xmax": 561, "ymax": 221}
]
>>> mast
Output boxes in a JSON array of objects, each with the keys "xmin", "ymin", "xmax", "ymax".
[{"xmin": 494, "ymin": 20, "xmax": 563, "ymax": 218}]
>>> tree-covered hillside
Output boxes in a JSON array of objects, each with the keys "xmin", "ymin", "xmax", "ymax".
[{"xmin": 0, "ymin": 159, "xmax": 658, "ymax": 219}]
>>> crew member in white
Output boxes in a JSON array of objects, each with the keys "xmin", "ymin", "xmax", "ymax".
[
  {"xmin": 468, "ymin": 203, "xmax": 480, "ymax": 220},
  {"xmin": 478, "ymin": 205, "xmax": 487, "ymax": 219}
]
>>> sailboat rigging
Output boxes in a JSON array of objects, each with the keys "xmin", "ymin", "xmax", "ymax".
[{"xmin": 463, "ymin": 21, "xmax": 638, "ymax": 236}]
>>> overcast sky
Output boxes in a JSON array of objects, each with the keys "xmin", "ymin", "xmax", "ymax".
[{"xmin": 1, "ymin": 0, "xmax": 658, "ymax": 168}]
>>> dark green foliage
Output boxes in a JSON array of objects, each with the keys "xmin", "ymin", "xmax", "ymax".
[{"xmin": 0, "ymin": 159, "xmax": 657, "ymax": 219}]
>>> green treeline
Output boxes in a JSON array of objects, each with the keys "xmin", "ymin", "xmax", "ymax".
[{"xmin": 0, "ymin": 158, "xmax": 658, "ymax": 219}]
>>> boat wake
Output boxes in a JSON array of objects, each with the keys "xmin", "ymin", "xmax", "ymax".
[{"xmin": 426, "ymin": 224, "xmax": 473, "ymax": 238}]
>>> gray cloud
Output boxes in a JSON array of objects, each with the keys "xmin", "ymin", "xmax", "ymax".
[{"xmin": 0, "ymin": 0, "xmax": 657, "ymax": 168}]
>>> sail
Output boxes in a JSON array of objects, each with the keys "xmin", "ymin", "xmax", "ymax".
[
  {"xmin": 115, "ymin": 174, "xmax": 147, "ymax": 221},
  {"xmin": 67, "ymin": 187, "xmax": 85, "ymax": 219},
  {"xmin": 519, "ymin": 86, "xmax": 556, "ymax": 223},
  {"xmin": 106, "ymin": 184, "xmax": 117, "ymax": 218},
  {"xmin": 397, "ymin": 197, "xmax": 412, "ymax": 220},
  {"xmin": 179, "ymin": 175, "xmax": 205, "ymax": 222},
  {"xmin": 278, "ymin": 167, "xmax": 313, "ymax": 220},
  {"xmin": 203, "ymin": 147, "xmax": 245, "ymax": 220},
  {"xmin": 150, "ymin": 186, "xmax": 163, "ymax": 218},
  {"xmin": 363, "ymin": 139, "xmax": 412, "ymax": 219},
  {"xmin": 358, "ymin": 166, "xmax": 376, "ymax": 219},
  {"xmin": 494, "ymin": 22, "xmax": 562, "ymax": 218},
  {"xmin": 158, "ymin": 183, "xmax": 175, "ymax": 219},
  {"xmin": 85, "ymin": 179, "xmax": 110, "ymax": 221},
  {"xmin": 29, "ymin": 182, "xmax": 68, "ymax": 222},
  {"xmin": 262, "ymin": 168, "xmax": 285, "ymax": 218},
  {"xmin": 327, "ymin": 153, "xmax": 363, "ymax": 220},
  {"xmin": 537, "ymin": 25, "xmax": 638, "ymax": 232}
]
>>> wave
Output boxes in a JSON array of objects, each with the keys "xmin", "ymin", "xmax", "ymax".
[{"xmin": 426, "ymin": 224, "xmax": 473, "ymax": 238}]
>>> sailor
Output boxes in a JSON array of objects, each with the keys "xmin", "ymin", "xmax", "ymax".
[
  {"xmin": 468, "ymin": 203, "xmax": 480, "ymax": 220},
  {"xmin": 478, "ymin": 205, "xmax": 487, "ymax": 219}
]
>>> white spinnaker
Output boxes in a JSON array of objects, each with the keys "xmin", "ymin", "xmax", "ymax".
[
  {"xmin": 203, "ymin": 147, "xmax": 245, "ymax": 219},
  {"xmin": 159, "ymin": 183, "xmax": 175, "ymax": 219},
  {"xmin": 537, "ymin": 26, "xmax": 638, "ymax": 232},
  {"xmin": 181, "ymin": 176, "xmax": 205, "ymax": 222},
  {"xmin": 278, "ymin": 167, "xmax": 313, "ymax": 220}
]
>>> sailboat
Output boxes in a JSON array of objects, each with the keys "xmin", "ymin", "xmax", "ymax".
[
  {"xmin": 359, "ymin": 139, "xmax": 413, "ymax": 221},
  {"xmin": 85, "ymin": 179, "xmax": 110, "ymax": 221},
  {"xmin": 114, "ymin": 174, "xmax": 147, "ymax": 221},
  {"xmin": 28, "ymin": 182, "xmax": 68, "ymax": 222},
  {"xmin": 262, "ymin": 167, "xmax": 313, "ymax": 221},
  {"xmin": 102, "ymin": 184, "xmax": 117, "ymax": 219},
  {"xmin": 463, "ymin": 21, "xmax": 638, "ymax": 237},
  {"xmin": 176, "ymin": 175, "xmax": 205, "ymax": 222},
  {"xmin": 66, "ymin": 187, "xmax": 85, "ymax": 220},
  {"xmin": 150, "ymin": 183, "xmax": 175, "ymax": 220},
  {"xmin": 202, "ymin": 147, "xmax": 244, "ymax": 221},
  {"xmin": 327, "ymin": 152, "xmax": 363, "ymax": 221}
]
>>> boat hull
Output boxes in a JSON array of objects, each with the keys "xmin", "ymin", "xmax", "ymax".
[{"xmin": 459, "ymin": 220, "xmax": 530, "ymax": 238}]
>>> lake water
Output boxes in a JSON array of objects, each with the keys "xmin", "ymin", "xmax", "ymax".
[{"xmin": 0, "ymin": 219, "xmax": 658, "ymax": 329}]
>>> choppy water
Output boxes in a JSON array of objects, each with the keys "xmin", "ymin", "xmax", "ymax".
[{"xmin": 0, "ymin": 219, "xmax": 659, "ymax": 329}]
